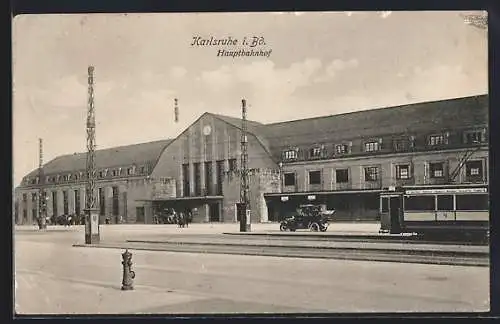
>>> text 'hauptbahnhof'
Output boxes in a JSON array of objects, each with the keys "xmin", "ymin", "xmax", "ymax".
[{"xmin": 14, "ymin": 94, "xmax": 488, "ymax": 231}]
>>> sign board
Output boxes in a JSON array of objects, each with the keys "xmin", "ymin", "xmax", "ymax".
[
  {"xmin": 405, "ymin": 188, "xmax": 487, "ymax": 195},
  {"xmin": 307, "ymin": 195, "xmax": 316, "ymax": 201},
  {"xmin": 280, "ymin": 196, "xmax": 289, "ymax": 202},
  {"xmin": 91, "ymin": 213, "xmax": 99, "ymax": 233}
]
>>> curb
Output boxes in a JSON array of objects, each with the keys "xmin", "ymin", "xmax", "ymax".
[
  {"xmin": 72, "ymin": 243, "xmax": 488, "ymax": 267},
  {"xmin": 124, "ymin": 240, "xmax": 489, "ymax": 257},
  {"xmin": 221, "ymin": 232, "xmax": 489, "ymax": 246}
]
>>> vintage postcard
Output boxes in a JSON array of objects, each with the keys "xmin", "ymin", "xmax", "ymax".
[{"xmin": 12, "ymin": 11, "xmax": 489, "ymax": 316}]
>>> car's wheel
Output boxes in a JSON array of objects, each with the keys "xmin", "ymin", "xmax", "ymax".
[
  {"xmin": 290, "ymin": 228, "xmax": 296, "ymax": 232},
  {"xmin": 310, "ymin": 222, "xmax": 320, "ymax": 232},
  {"xmin": 280, "ymin": 224, "xmax": 287, "ymax": 232}
]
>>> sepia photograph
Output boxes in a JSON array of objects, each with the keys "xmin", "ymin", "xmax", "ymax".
[{"xmin": 12, "ymin": 10, "xmax": 489, "ymax": 315}]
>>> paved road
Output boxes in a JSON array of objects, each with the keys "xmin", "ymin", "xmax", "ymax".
[{"xmin": 14, "ymin": 226, "xmax": 490, "ymax": 314}]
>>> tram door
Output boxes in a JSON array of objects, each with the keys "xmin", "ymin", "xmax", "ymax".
[
  {"xmin": 389, "ymin": 196, "xmax": 403, "ymax": 234},
  {"xmin": 380, "ymin": 193, "xmax": 403, "ymax": 234}
]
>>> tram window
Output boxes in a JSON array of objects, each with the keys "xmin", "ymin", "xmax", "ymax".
[
  {"xmin": 381, "ymin": 198, "xmax": 389, "ymax": 212},
  {"xmin": 456, "ymin": 194, "xmax": 489, "ymax": 211},
  {"xmin": 437, "ymin": 195, "xmax": 453, "ymax": 211},
  {"xmin": 404, "ymin": 196, "xmax": 435, "ymax": 211}
]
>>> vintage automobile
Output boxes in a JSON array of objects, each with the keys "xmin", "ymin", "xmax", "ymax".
[{"xmin": 279, "ymin": 204, "xmax": 335, "ymax": 232}]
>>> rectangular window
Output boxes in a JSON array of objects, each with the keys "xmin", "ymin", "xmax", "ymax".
[
  {"xmin": 74, "ymin": 190, "xmax": 80, "ymax": 215},
  {"xmin": 456, "ymin": 194, "xmax": 489, "ymax": 210},
  {"xmin": 182, "ymin": 163, "xmax": 190, "ymax": 197},
  {"xmin": 335, "ymin": 144, "xmax": 349, "ymax": 155},
  {"xmin": 63, "ymin": 191, "xmax": 69, "ymax": 215},
  {"xmin": 428, "ymin": 134, "xmax": 448, "ymax": 146},
  {"xmin": 140, "ymin": 166, "xmax": 146, "ymax": 174},
  {"xmin": 336, "ymin": 169, "xmax": 349, "ymax": 183},
  {"xmin": 430, "ymin": 162, "xmax": 445, "ymax": 178},
  {"xmin": 228, "ymin": 158, "xmax": 237, "ymax": 172},
  {"xmin": 52, "ymin": 191, "xmax": 58, "ymax": 216},
  {"xmin": 283, "ymin": 149, "xmax": 298, "ymax": 160},
  {"xmin": 396, "ymin": 164, "xmax": 411, "ymax": 180},
  {"xmin": 309, "ymin": 171, "xmax": 321, "ymax": 185},
  {"xmin": 98, "ymin": 188, "xmax": 105, "ymax": 216},
  {"xmin": 405, "ymin": 196, "xmax": 435, "ymax": 211},
  {"xmin": 22, "ymin": 194, "xmax": 27, "ymax": 202},
  {"xmin": 216, "ymin": 160, "xmax": 224, "ymax": 195},
  {"xmin": 381, "ymin": 197, "xmax": 389, "ymax": 213},
  {"xmin": 364, "ymin": 167, "xmax": 379, "ymax": 181},
  {"xmin": 464, "ymin": 130, "xmax": 485, "ymax": 144},
  {"xmin": 194, "ymin": 163, "xmax": 201, "ymax": 196},
  {"xmin": 112, "ymin": 186, "xmax": 119, "ymax": 216},
  {"xmin": 31, "ymin": 193, "xmax": 37, "ymax": 202},
  {"xmin": 364, "ymin": 141, "xmax": 380, "ymax": 152},
  {"xmin": 437, "ymin": 195, "xmax": 454, "ymax": 211},
  {"xmin": 205, "ymin": 161, "xmax": 213, "ymax": 195},
  {"xmin": 284, "ymin": 173, "xmax": 296, "ymax": 186},
  {"xmin": 466, "ymin": 160, "xmax": 483, "ymax": 178}
]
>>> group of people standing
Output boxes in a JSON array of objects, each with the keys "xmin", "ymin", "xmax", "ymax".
[{"xmin": 153, "ymin": 208, "xmax": 193, "ymax": 227}]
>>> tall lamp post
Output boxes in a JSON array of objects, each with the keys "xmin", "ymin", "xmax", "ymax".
[{"xmin": 84, "ymin": 65, "xmax": 100, "ymax": 244}]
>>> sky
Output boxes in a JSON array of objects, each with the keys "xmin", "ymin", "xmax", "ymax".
[{"xmin": 12, "ymin": 11, "xmax": 488, "ymax": 187}]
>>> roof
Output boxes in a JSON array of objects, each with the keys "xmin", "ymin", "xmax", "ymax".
[
  {"xmin": 25, "ymin": 139, "xmax": 173, "ymax": 179},
  {"xmin": 207, "ymin": 94, "xmax": 488, "ymax": 159},
  {"xmin": 21, "ymin": 94, "xmax": 488, "ymax": 184},
  {"xmin": 258, "ymin": 94, "xmax": 488, "ymax": 157}
]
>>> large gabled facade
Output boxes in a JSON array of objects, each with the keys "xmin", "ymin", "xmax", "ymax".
[{"xmin": 14, "ymin": 94, "xmax": 488, "ymax": 225}]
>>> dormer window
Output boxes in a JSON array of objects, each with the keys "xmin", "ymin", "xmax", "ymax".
[
  {"xmin": 335, "ymin": 143, "xmax": 350, "ymax": 155},
  {"xmin": 428, "ymin": 133, "xmax": 449, "ymax": 146},
  {"xmin": 364, "ymin": 140, "xmax": 381, "ymax": 152},
  {"xmin": 127, "ymin": 168, "xmax": 133, "ymax": 175},
  {"xmin": 283, "ymin": 148, "xmax": 298, "ymax": 161},
  {"xmin": 309, "ymin": 146, "xmax": 325, "ymax": 159},
  {"xmin": 140, "ymin": 166, "xmax": 146, "ymax": 174},
  {"xmin": 99, "ymin": 171, "xmax": 104, "ymax": 178},
  {"xmin": 464, "ymin": 129, "xmax": 486, "ymax": 144},
  {"xmin": 118, "ymin": 168, "xmax": 122, "ymax": 176},
  {"xmin": 393, "ymin": 136, "xmax": 415, "ymax": 152}
]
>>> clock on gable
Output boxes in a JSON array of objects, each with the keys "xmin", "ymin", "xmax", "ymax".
[{"xmin": 203, "ymin": 125, "xmax": 212, "ymax": 136}]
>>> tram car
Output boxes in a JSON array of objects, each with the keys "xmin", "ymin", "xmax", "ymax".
[{"xmin": 380, "ymin": 184, "xmax": 489, "ymax": 239}]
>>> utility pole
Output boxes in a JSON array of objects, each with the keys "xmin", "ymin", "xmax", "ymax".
[
  {"xmin": 85, "ymin": 65, "xmax": 100, "ymax": 244},
  {"xmin": 239, "ymin": 99, "xmax": 251, "ymax": 232},
  {"xmin": 37, "ymin": 138, "xmax": 47, "ymax": 230}
]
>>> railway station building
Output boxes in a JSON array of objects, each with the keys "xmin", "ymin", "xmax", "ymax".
[{"xmin": 14, "ymin": 94, "xmax": 488, "ymax": 225}]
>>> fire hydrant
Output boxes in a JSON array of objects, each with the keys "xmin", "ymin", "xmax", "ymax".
[{"xmin": 121, "ymin": 249, "xmax": 135, "ymax": 290}]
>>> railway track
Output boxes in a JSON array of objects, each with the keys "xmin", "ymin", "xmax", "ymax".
[{"xmin": 74, "ymin": 239, "xmax": 489, "ymax": 267}]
